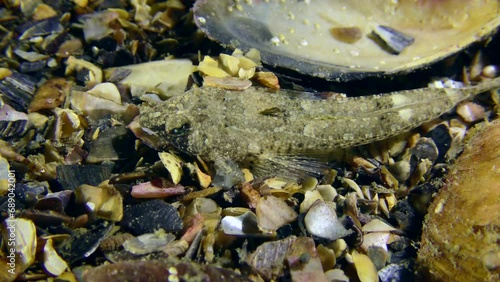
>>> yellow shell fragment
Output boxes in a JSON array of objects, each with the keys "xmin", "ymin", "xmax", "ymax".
[
  {"xmin": 158, "ymin": 152, "xmax": 183, "ymax": 184},
  {"xmin": 194, "ymin": 162, "xmax": 211, "ymax": 189},
  {"xmin": 43, "ymin": 238, "xmax": 68, "ymax": 276},
  {"xmin": 351, "ymin": 250, "xmax": 378, "ymax": 282},
  {"xmin": 66, "ymin": 56, "xmax": 103, "ymax": 83},
  {"xmin": 197, "ymin": 65, "xmax": 230, "ymax": 78},
  {"xmin": 219, "ymin": 53, "xmax": 240, "ymax": 76},
  {"xmin": 1, "ymin": 218, "xmax": 37, "ymax": 280},
  {"xmin": 197, "ymin": 49, "xmax": 260, "ymax": 81},
  {"xmin": 0, "ymin": 156, "xmax": 10, "ymax": 195},
  {"xmin": 74, "ymin": 184, "xmax": 124, "ymax": 221}
]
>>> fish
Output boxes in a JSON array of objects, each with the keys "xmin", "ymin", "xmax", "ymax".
[{"xmin": 139, "ymin": 76, "xmax": 500, "ymax": 177}]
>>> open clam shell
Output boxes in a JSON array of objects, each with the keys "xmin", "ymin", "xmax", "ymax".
[{"xmin": 194, "ymin": 0, "xmax": 500, "ymax": 81}]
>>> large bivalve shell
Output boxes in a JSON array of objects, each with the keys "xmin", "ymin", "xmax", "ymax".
[{"xmin": 194, "ymin": 0, "xmax": 500, "ymax": 81}]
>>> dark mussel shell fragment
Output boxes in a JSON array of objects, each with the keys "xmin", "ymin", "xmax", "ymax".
[
  {"xmin": 194, "ymin": 0, "xmax": 500, "ymax": 81},
  {"xmin": 0, "ymin": 71, "xmax": 37, "ymax": 111}
]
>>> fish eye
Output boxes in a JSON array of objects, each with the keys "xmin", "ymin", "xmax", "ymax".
[{"xmin": 170, "ymin": 123, "xmax": 190, "ymax": 135}]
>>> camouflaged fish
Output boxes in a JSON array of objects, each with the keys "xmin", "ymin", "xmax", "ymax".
[{"xmin": 140, "ymin": 77, "xmax": 500, "ymax": 176}]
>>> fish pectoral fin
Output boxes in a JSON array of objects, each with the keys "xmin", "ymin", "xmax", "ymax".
[{"xmin": 251, "ymin": 154, "xmax": 339, "ymax": 180}]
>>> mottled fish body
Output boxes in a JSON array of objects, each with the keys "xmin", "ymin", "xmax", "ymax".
[{"xmin": 140, "ymin": 77, "xmax": 500, "ymax": 173}]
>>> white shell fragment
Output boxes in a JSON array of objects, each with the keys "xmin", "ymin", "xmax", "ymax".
[
  {"xmin": 304, "ymin": 200, "xmax": 352, "ymax": 241},
  {"xmin": 221, "ymin": 211, "xmax": 272, "ymax": 236},
  {"xmin": 70, "ymin": 90, "xmax": 129, "ymax": 120},
  {"xmin": 256, "ymin": 195, "xmax": 297, "ymax": 231},
  {"xmin": 104, "ymin": 59, "xmax": 193, "ymax": 99},
  {"xmin": 299, "ymin": 189, "xmax": 324, "ymax": 213},
  {"xmin": 86, "ymin": 82, "xmax": 122, "ymax": 104},
  {"xmin": 316, "ymin": 184, "xmax": 338, "ymax": 202},
  {"xmin": 362, "ymin": 219, "xmax": 397, "ymax": 233},
  {"xmin": 158, "ymin": 152, "xmax": 183, "ymax": 184},
  {"xmin": 123, "ymin": 230, "xmax": 176, "ymax": 255},
  {"xmin": 360, "ymin": 232, "xmax": 390, "ymax": 253},
  {"xmin": 43, "ymin": 238, "xmax": 68, "ymax": 276}
]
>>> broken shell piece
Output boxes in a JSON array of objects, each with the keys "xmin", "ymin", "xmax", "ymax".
[
  {"xmin": 456, "ymin": 101, "xmax": 486, "ymax": 123},
  {"xmin": 66, "ymin": 56, "xmax": 103, "ymax": 84},
  {"xmin": 372, "ymin": 25, "xmax": 415, "ymax": 54},
  {"xmin": 104, "ymin": 59, "xmax": 192, "ymax": 99},
  {"xmin": 286, "ymin": 237, "xmax": 329, "ymax": 282},
  {"xmin": 299, "ymin": 189, "xmax": 324, "ymax": 213},
  {"xmin": 121, "ymin": 199, "xmax": 183, "ymax": 235},
  {"xmin": 56, "ymin": 38, "xmax": 83, "ymax": 58},
  {"xmin": 43, "ymin": 238, "xmax": 68, "ymax": 276},
  {"xmin": 28, "ymin": 78, "xmax": 71, "ymax": 112},
  {"xmin": 343, "ymin": 178, "xmax": 364, "ymax": 199},
  {"xmin": 197, "ymin": 56, "xmax": 230, "ymax": 78},
  {"xmin": 86, "ymin": 126, "xmax": 135, "ymax": 163},
  {"xmin": 194, "ymin": 162, "xmax": 212, "ymax": 188},
  {"xmin": 123, "ymin": 230, "xmax": 176, "ymax": 255},
  {"xmin": 304, "ymin": 200, "xmax": 352, "ymax": 241},
  {"xmin": 131, "ymin": 180, "xmax": 185, "ymax": 198},
  {"xmin": 360, "ymin": 232, "xmax": 390, "ymax": 253},
  {"xmin": 317, "ymin": 244, "xmax": 336, "ymax": 271},
  {"xmin": 158, "ymin": 152, "xmax": 183, "ymax": 184},
  {"xmin": 367, "ymin": 245, "xmax": 388, "ymax": 271},
  {"xmin": 14, "ymin": 49, "xmax": 50, "ymax": 62},
  {"xmin": 330, "ymin": 26, "xmax": 363, "ymax": 44},
  {"xmin": 256, "ymin": 195, "xmax": 297, "ymax": 231},
  {"xmin": 253, "ymin": 71, "xmax": 280, "ymax": 89},
  {"xmin": 0, "ymin": 104, "xmax": 31, "ymax": 139},
  {"xmin": 316, "ymin": 184, "xmax": 337, "ymax": 202},
  {"xmin": 203, "ymin": 76, "xmax": 252, "ymax": 90},
  {"xmin": 35, "ymin": 190, "xmax": 73, "ymax": 213},
  {"xmin": 362, "ymin": 219, "xmax": 397, "ymax": 233},
  {"xmin": 0, "ymin": 68, "xmax": 12, "ymax": 79},
  {"xmin": 51, "ymin": 108, "xmax": 82, "ymax": 141},
  {"xmin": 74, "ymin": 184, "xmax": 123, "ymax": 221},
  {"xmin": 325, "ymin": 269, "xmax": 349, "ymax": 282},
  {"xmin": 56, "ymin": 220, "xmax": 113, "ymax": 265},
  {"xmin": 86, "ymin": 82, "xmax": 122, "ymax": 104},
  {"xmin": 181, "ymin": 187, "xmax": 221, "ymax": 202},
  {"xmin": 246, "ymin": 236, "xmax": 296, "ymax": 280},
  {"xmin": 185, "ymin": 197, "xmax": 221, "ymax": 218},
  {"xmin": 351, "ymin": 250, "xmax": 379, "ymax": 282},
  {"xmin": 56, "ymin": 165, "xmax": 112, "ymax": 190},
  {"xmin": 221, "ymin": 211, "xmax": 274, "ymax": 237},
  {"xmin": 0, "ymin": 156, "xmax": 10, "ymax": 195},
  {"xmin": 70, "ymin": 90, "xmax": 130, "ymax": 120},
  {"xmin": 1, "ymin": 218, "xmax": 37, "ymax": 276}
]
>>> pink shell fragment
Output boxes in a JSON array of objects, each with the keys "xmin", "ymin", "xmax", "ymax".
[{"xmin": 131, "ymin": 180, "xmax": 185, "ymax": 198}]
